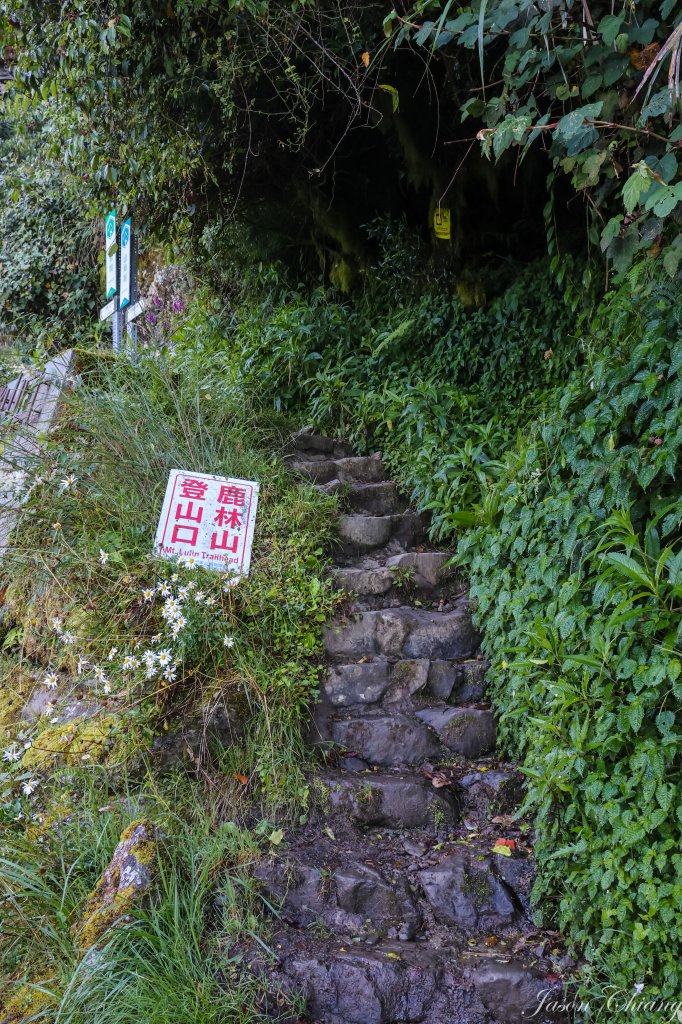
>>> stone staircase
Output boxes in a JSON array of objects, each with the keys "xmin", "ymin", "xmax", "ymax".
[{"xmin": 252, "ymin": 432, "xmax": 570, "ymax": 1024}]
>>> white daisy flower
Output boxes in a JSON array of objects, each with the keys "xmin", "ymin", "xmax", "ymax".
[
  {"xmin": 42, "ymin": 702, "xmax": 55, "ymax": 717},
  {"xmin": 51, "ymin": 617, "xmax": 63, "ymax": 633},
  {"xmin": 103, "ymin": 682, "xmax": 111, "ymax": 695},
  {"xmin": 156, "ymin": 649, "xmax": 172, "ymax": 668},
  {"xmin": 107, "ymin": 646, "xmax": 118, "ymax": 661},
  {"xmin": 205, "ymin": 595, "xmax": 216, "ymax": 607},
  {"xmin": 157, "ymin": 581, "xmax": 171, "ymax": 597},
  {"xmin": 142, "ymin": 651, "xmax": 157, "ymax": 678},
  {"xmin": 162, "ymin": 666, "xmax": 177, "ymax": 682},
  {"xmin": 99, "ymin": 549, "xmax": 109, "ymax": 565},
  {"xmin": 150, "ymin": 633, "xmax": 163, "ymax": 645},
  {"xmin": 179, "ymin": 555, "xmax": 198, "ymax": 568},
  {"xmin": 172, "ymin": 614, "xmax": 187, "ymax": 632},
  {"xmin": 170, "ymin": 573, "xmax": 179, "ymax": 583},
  {"xmin": 162, "ymin": 598, "xmax": 179, "ymax": 616},
  {"xmin": 43, "ymin": 673, "xmax": 58, "ymax": 689},
  {"xmin": 62, "ymin": 630, "xmax": 75, "ymax": 645},
  {"xmin": 141, "ymin": 588, "xmax": 155, "ymax": 601},
  {"xmin": 3, "ymin": 745, "xmax": 20, "ymax": 763},
  {"xmin": 93, "ymin": 665, "xmax": 107, "ymax": 684},
  {"xmin": 223, "ymin": 636, "xmax": 235, "ymax": 649},
  {"xmin": 77, "ymin": 656, "xmax": 88, "ymax": 675},
  {"xmin": 178, "ymin": 586, "xmax": 189, "ymax": 600},
  {"xmin": 122, "ymin": 655, "xmax": 140, "ymax": 672},
  {"xmin": 22, "ymin": 779, "xmax": 38, "ymax": 796},
  {"xmin": 59, "ymin": 475, "xmax": 77, "ymax": 492}
]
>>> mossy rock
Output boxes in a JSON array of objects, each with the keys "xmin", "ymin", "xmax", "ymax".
[
  {"xmin": 74, "ymin": 818, "xmax": 159, "ymax": 951},
  {"xmin": 1, "ymin": 978, "xmax": 55, "ymax": 1023}
]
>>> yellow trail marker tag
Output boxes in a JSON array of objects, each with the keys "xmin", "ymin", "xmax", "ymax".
[{"xmin": 434, "ymin": 207, "xmax": 451, "ymax": 240}]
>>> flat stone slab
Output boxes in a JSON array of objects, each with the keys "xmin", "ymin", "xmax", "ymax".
[
  {"xmin": 331, "ymin": 710, "xmax": 441, "ymax": 766},
  {"xmin": 331, "ymin": 566, "xmax": 394, "ymax": 596},
  {"xmin": 416, "ymin": 706, "xmax": 496, "ymax": 758},
  {"xmin": 255, "ymin": 859, "xmax": 420, "ymax": 940},
  {"xmin": 317, "ymin": 769, "xmax": 460, "ymax": 828},
  {"xmin": 419, "ymin": 847, "xmax": 521, "ymax": 934},
  {"xmin": 289, "ymin": 455, "xmax": 387, "ymax": 484},
  {"xmin": 324, "ymin": 607, "xmax": 479, "ymax": 661},
  {"xmin": 323, "ymin": 661, "xmax": 392, "ymax": 706},
  {"xmin": 338, "ymin": 514, "xmax": 394, "ymax": 550},
  {"xmin": 386, "ymin": 551, "xmax": 452, "ymax": 589},
  {"xmin": 290, "ymin": 429, "xmax": 354, "ymax": 458},
  {"xmin": 321, "ymin": 480, "xmax": 403, "ymax": 515}
]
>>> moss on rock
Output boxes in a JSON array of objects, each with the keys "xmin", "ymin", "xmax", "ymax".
[{"xmin": 74, "ymin": 818, "xmax": 158, "ymax": 951}]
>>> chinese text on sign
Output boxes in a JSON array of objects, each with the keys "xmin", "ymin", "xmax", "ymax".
[{"xmin": 154, "ymin": 470, "xmax": 259, "ymax": 575}]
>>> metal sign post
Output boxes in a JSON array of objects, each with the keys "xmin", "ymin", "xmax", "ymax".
[{"xmin": 100, "ymin": 212, "xmax": 139, "ymax": 358}]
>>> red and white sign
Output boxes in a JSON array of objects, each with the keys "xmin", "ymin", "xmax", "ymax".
[{"xmin": 154, "ymin": 469, "xmax": 259, "ymax": 575}]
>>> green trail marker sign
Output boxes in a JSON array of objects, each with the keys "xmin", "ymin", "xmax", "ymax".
[
  {"xmin": 119, "ymin": 217, "xmax": 132, "ymax": 309},
  {"xmin": 100, "ymin": 211, "xmax": 140, "ymax": 357},
  {"xmin": 105, "ymin": 210, "xmax": 117, "ymax": 299}
]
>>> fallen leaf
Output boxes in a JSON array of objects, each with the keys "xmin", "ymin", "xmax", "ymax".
[
  {"xmin": 494, "ymin": 838, "xmax": 516, "ymax": 849},
  {"xmin": 492, "ymin": 844, "xmax": 513, "ymax": 857},
  {"xmin": 324, "ymin": 827, "xmax": 336, "ymax": 841},
  {"xmin": 269, "ymin": 829, "xmax": 285, "ymax": 846},
  {"xmin": 234, "ymin": 771, "xmax": 248, "ymax": 785},
  {"xmin": 361, "ymin": 51, "xmax": 370, "ymax": 67},
  {"xmin": 484, "ymin": 936, "xmax": 498, "ymax": 946}
]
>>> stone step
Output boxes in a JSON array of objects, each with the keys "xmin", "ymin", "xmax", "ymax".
[
  {"xmin": 287, "ymin": 454, "xmax": 387, "ymax": 485},
  {"xmin": 322, "ymin": 658, "xmax": 429, "ymax": 707},
  {"xmin": 458, "ymin": 766, "xmax": 524, "ymax": 823},
  {"xmin": 322, "ymin": 658, "xmax": 486, "ymax": 710},
  {"xmin": 337, "ymin": 512, "xmax": 426, "ymax": 555},
  {"xmin": 331, "ymin": 550, "xmax": 452, "ymax": 596},
  {"xmin": 418, "ymin": 845, "xmax": 524, "ymax": 936},
  {"xmin": 385, "ymin": 551, "xmax": 452, "ymax": 589},
  {"xmin": 316, "ymin": 769, "xmax": 460, "ymax": 829},
  {"xmin": 330, "ymin": 709, "xmax": 441, "ymax": 766},
  {"xmin": 323, "ymin": 605, "xmax": 480, "ymax": 662},
  {"xmin": 319, "ymin": 479, "xmax": 405, "ymax": 516},
  {"xmin": 289, "ymin": 428, "xmax": 355, "ymax": 460},
  {"xmin": 426, "ymin": 658, "xmax": 488, "ymax": 703},
  {"xmin": 331, "ymin": 566, "xmax": 395, "ymax": 596},
  {"xmin": 267, "ymin": 933, "xmax": 562, "ymax": 1024},
  {"xmin": 415, "ymin": 706, "xmax": 496, "ymax": 758},
  {"xmin": 255, "ymin": 857, "xmax": 420, "ymax": 942}
]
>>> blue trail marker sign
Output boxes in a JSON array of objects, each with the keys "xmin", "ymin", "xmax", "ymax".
[
  {"xmin": 105, "ymin": 210, "xmax": 117, "ymax": 298},
  {"xmin": 100, "ymin": 212, "xmax": 139, "ymax": 356}
]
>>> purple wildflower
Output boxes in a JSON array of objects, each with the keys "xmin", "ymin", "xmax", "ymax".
[
  {"xmin": 146, "ymin": 313, "xmax": 157, "ymax": 325},
  {"xmin": 172, "ymin": 300, "xmax": 185, "ymax": 313}
]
